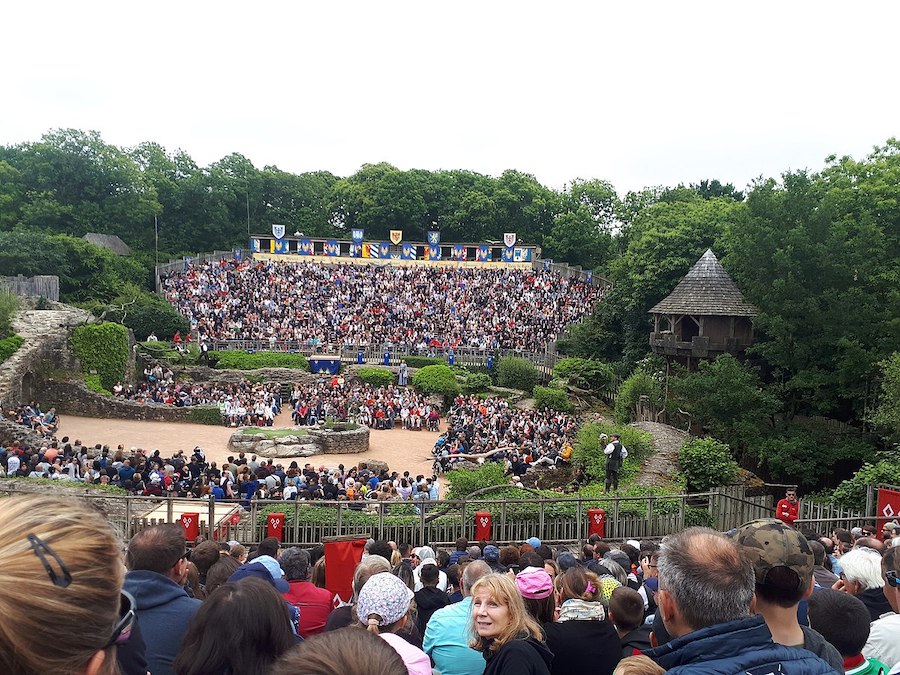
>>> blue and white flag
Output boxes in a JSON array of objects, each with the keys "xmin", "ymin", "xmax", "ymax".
[
  {"xmin": 272, "ymin": 223, "xmax": 286, "ymax": 239},
  {"xmin": 428, "ymin": 230, "xmax": 440, "ymax": 245},
  {"xmin": 352, "ymin": 229, "xmax": 364, "ymax": 243}
]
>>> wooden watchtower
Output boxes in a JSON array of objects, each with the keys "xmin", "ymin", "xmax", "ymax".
[{"xmin": 649, "ymin": 249, "xmax": 757, "ymax": 369}]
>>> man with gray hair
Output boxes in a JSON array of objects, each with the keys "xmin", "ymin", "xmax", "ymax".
[
  {"xmin": 645, "ymin": 527, "xmax": 837, "ymax": 674},
  {"xmin": 833, "ymin": 546, "xmax": 892, "ymax": 621},
  {"xmin": 280, "ymin": 547, "xmax": 334, "ymax": 637},
  {"xmin": 424, "ymin": 560, "xmax": 491, "ymax": 675}
]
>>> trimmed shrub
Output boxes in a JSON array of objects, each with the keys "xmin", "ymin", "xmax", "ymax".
[
  {"xmin": 533, "ymin": 385, "xmax": 572, "ymax": 412},
  {"xmin": 84, "ymin": 374, "xmax": 112, "ymax": 396},
  {"xmin": 553, "ymin": 357, "xmax": 615, "ymax": 392},
  {"xmin": 404, "ymin": 356, "xmax": 444, "ymax": 369},
  {"xmin": 497, "ymin": 356, "xmax": 540, "ymax": 393},
  {"xmin": 105, "ymin": 290, "xmax": 190, "ymax": 341},
  {"xmin": 0, "ymin": 335, "xmax": 24, "ymax": 363},
  {"xmin": 356, "ymin": 367, "xmax": 395, "ymax": 387},
  {"xmin": 186, "ymin": 407, "xmax": 225, "ymax": 425},
  {"xmin": 463, "ymin": 372, "xmax": 492, "ymax": 394},
  {"xmin": 214, "ymin": 351, "xmax": 310, "ymax": 370},
  {"xmin": 678, "ymin": 437, "xmax": 739, "ymax": 492},
  {"xmin": 70, "ymin": 322, "xmax": 129, "ymax": 390},
  {"xmin": 412, "ymin": 364, "xmax": 460, "ymax": 397}
]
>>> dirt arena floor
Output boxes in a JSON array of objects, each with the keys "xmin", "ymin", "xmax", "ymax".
[{"xmin": 61, "ymin": 411, "xmax": 441, "ymax": 479}]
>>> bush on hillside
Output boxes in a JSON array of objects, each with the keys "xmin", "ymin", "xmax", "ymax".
[
  {"xmin": 445, "ymin": 462, "xmax": 509, "ymax": 499},
  {"xmin": 831, "ymin": 461, "xmax": 900, "ymax": 511},
  {"xmin": 497, "ymin": 357, "xmax": 540, "ymax": 393},
  {"xmin": 0, "ymin": 335, "xmax": 23, "ymax": 363},
  {"xmin": 404, "ymin": 356, "xmax": 443, "ymax": 369},
  {"xmin": 678, "ymin": 437, "xmax": 739, "ymax": 492},
  {"xmin": 412, "ymin": 364, "xmax": 459, "ymax": 397},
  {"xmin": 0, "ymin": 285, "xmax": 18, "ymax": 339},
  {"xmin": 614, "ymin": 369, "xmax": 663, "ymax": 424},
  {"xmin": 70, "ymin": 322, "xmax": 129, "ymax": 390},
  {"xmin": 463, "ymin": 371, "xmax": 493, "ymax": 393},
  {"xmin": 104, "ymin": 290, "xmax": 190, "ymax": 340},
  {"xmin": 533, "ymin": 385, "xmax": 573, "ymax": 412},
  {"xmin": 356, "ymin": 367, "xmax": 395, "ymax": 387},
  {"xmin": 553, "ymin": 357, "xmax": 615, "ymax": 392},
  {"xmin": 573, "ymin": 422, "xmax": 654, "ymax": 484},
  {"xmin": 214, "ymin": 351, "xmax": 310, "ymax": 370}
]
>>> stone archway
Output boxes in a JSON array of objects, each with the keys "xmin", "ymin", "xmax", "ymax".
[{"xmin": 20, "ymin": 372, "xmax": 35, "ymax": 402}]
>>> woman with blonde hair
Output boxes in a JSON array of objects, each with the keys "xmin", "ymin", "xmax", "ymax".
[
  {"xmin": 469, "ymin": 573, "xmax": 553, "ymax": 675},
  {"xmin": 0, "ymin": 495, "xmax": 136, "ymax": 675},
  {"xmin": 543, "ymin": 565, "xmax": 621, "ymax": 675}
]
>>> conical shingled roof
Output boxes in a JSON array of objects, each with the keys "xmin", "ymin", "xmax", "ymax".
[{"xmin": 649, "ymin": 249, "xmax": 757, "ymax": 317}]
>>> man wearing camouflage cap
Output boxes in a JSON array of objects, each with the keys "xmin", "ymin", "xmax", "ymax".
[{"xmin": 734, "ymin": 518, "xmax": 843, "ymax": 673}]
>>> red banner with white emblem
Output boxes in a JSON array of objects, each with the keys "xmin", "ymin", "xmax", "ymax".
[{"xmin": 876, "ymin": 488, "xmax": 900, "ymax": 533}]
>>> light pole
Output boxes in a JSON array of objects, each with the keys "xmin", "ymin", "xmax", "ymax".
[{"xmin": 154, "ymin": 215, "xmax": 159, "ymax": 266}]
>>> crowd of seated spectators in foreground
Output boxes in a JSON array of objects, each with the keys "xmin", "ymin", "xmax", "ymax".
[
  {"xmin": 162, "ymin": 259, "xmax": 602, "ymax": 353},
  {"xmin": 10, "ymin": 490, "xmax": 898, "ymax": 675}
]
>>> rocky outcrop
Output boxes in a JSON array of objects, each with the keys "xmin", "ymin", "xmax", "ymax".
[{"xmin": 228, "ymin": 424, "xmax": 369, "ymax": 459}]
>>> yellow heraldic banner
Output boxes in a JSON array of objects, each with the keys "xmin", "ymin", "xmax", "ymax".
[{"xmin": 390, "ymin": 229, "xmax": 403, "ymax": 245}]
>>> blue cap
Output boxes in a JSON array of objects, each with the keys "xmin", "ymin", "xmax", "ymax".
[
  {"xmin": 228, "ymin": 562, "xmax": 289, "ymax": 593},
  {"xmin": 526, "ymin": 537, "xmax": 541, "ymax": 549}
]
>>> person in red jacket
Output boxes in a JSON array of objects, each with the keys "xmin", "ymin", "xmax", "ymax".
[
  {"xmin": 280, "ymin": 547, "xmax": 334, "ymax": 638},
  {"xmin": 776, "ymin": 487, "xmax": 800, "ymax": 527}
]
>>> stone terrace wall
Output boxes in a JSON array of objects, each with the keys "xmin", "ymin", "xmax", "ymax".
[
  {"xmin": 0, "ymin": 302, "xmax": 92, "ymax": 406},
  {"xmin": 35, "ymin": 379, "xmax": 220, "ymax": 423},
  {"xmin": 309, "ymin": 425, "xmax": 368, "ymax": 454}
]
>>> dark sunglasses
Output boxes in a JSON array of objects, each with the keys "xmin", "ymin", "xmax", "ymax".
[
  {"xmin": 887, "ymin": 571, "xmax": 899, "ymax": 588},
  {"xmin": 105, "ymin": 590, "xmax": 137, "ymax": 647}
]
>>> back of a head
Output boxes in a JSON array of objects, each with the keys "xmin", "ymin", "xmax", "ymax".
[
  {"xmin": 610, "ymin": 586, "xmax": 644, "ymax": 632},
  {"xmin": 0, "ymin": 495, "xmax": 123, "ymax": 675},
  {"xmin": 190, "ymin": 540, "xmax": 221, "ymax": 575},
  {"xmin": 808, "ymin": 539, "xmax": 826, "ymax": 566},
  {"xmin": 271, "ymin": 627, "xmax": 407, "ymax": 675},
  {"xmin": 556, "ymin": 565, "xmax": 601, "ymax": 604},
  {"xmin": 613, "ymin": 655, "xmax": 666, "ymax": 675},
  {"xmin": 127, "ymin": 523, "xmax": 186, "ymax": 574},
  {"xmin": 368, "ymin": 539, "xmax": 393, "ymax": 563},
  {"xmin": 205, "ymin": 556, "xmax": 241, "ymax": 597},
  {"xmin": 174, "ymin": 577, "xmax": 295, "ymax": 675},
  {"xmin": 734, "ymin": 518, "xmax": 814, "ymax": 608},
  {"xmin": 256, "ymin": 536, "xmax": 280, "ymax": 559},
  {"xmin": 840, "ymin": 547, "xmax": 885, "ymax": 591},
  {"xmin": 461, "ymin": 560, "xmax": 491, "ymax": 596},
  {"xmin": 279, "ymin": 547, "xmax": 311, "ymax": 582},
  {"xmin": 657, "ymin": 527, "xmax": 754, "ymax": 632},
  {"xmin": 807, "ymin": 588, "xmax": 872, "ymax": 657},
  {"xmin": 420, "ymin": 562, "xmax": 440, "ymax": 587},
  {"xmin": 353, "ymin": 556, "xmax": 392, "ymax": 598}
]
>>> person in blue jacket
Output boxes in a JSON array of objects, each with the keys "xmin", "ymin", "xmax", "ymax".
[
  {"xmin": 644, "ymin": 527, "xmax": 839, "ymax": 674},
  {"xmin": 123, "ymin": 523, "xmax": 202, "ymax": 675}
]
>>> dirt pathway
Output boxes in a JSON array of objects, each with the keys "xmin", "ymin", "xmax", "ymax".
[
  {"xmin": 61, "ymin": 413, "xmax": 441, "ymax": 479},
  {"xmin": 632, "ymin": 421, "xmax": 687, "ymax": 487}
]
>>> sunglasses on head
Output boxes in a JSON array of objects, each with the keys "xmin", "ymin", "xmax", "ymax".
[{"xmin": 105, "ymin": 590, "xmax": 137, "ymax": 647}]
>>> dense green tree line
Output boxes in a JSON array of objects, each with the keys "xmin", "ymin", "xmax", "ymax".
[{"xmin": 0, "ymin": 128, "xmax": 897, "ymax": 485}]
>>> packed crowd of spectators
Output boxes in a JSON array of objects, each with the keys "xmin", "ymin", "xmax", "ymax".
[
  {"xmin": 162, "ymin": 259, "xmax": 602, "ymax": 352},
  {"xmin": 0, "ymin": 400, "xmax": 59, "ymax": 436},
  {"xmin": 7, "ymin": 467, "xmax": 900, "ymax": 674},
  {"xmin": 434, "ymin": 395, "xmax": 577, "ymax": 473}
]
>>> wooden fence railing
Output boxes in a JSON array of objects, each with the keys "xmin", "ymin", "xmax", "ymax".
[{"xmin": 0, "ymin": 484, "xmax": 869, "ymax": 547}]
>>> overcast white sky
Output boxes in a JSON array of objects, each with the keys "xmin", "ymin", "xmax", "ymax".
[{"xmin": 3, "ymin": 2, "xmax": 898, "ymax": 194}]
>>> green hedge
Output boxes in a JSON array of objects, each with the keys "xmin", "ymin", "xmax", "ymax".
[
  {"xmin": 533, "ymin": 385, "xmax": 573, "ymax": 412},
  {"xmin": 186, "ymin": 407, "xmax": 225, "ymax": 425},
  {"xmin": 553, "ymin": 357, "xmax": 615, "ymax": 392},
  {"xmin": 356, "ymin": 367, "xmax": 395, "ymax": 387},
  {"xmin": 70, "ymin": 322, "xmax": 129, "ymax": 390},
  {"xmin": 497, "ymin": 357, "xmax": 540, "ymax": 393},
  {"xmin": 214, "ymin": 351, "xmax": 310, "ymax": 370},
  {"xmin": 614, "ymin": 369, "xmax": 664, "ymax": 424},
  {"xmin": 0, "ymin": 335, "xmax": 23, "ymax": 363},
  {"xmin": 404, "ymin": 356, "xmax": 444, "ymax": 369},
  {"xmin": 445, "ymin": 463, "xmax": 509, "ymax": 499},
  {"xmin": 412, "ymin": 364, "xmax": 460, "ymax": 397},
  {"xmin": 84, "ymin": 374, "xmax": 112, "ymax": 396}
]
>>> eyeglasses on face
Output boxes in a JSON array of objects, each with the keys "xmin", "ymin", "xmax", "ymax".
[{"xmin": 887, "ymin": 571, "xmax": 899, "ymax": 588}]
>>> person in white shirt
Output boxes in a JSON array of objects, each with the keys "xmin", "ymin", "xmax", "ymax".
[{"xmin": 603, "ymin": 433, "xmax": 628, "ymax": 492}]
